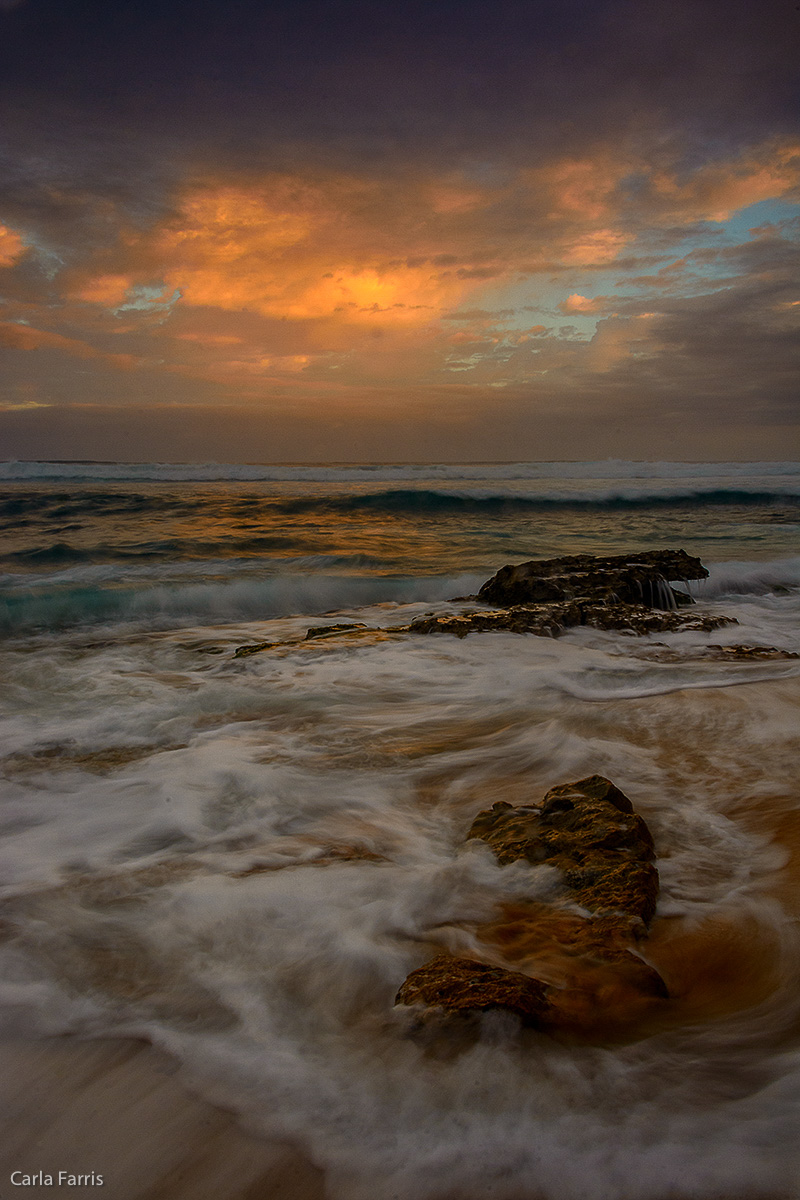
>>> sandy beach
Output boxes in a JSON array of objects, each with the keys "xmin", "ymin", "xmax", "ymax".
[{"xmin": 0, "ymin": 1037, "xmax": 325, "ymax": 1200}]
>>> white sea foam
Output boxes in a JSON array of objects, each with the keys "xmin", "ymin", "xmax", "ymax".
[
  {"xmin": 1, "ymin": 616, "xmax": 799, "ymax": 1197},
  {"xmin": 1, "ymin": 473, "xmax": 799, "ymax": 1198},
  {"xmin": 700, "ymin": 555, "xmax": 800, "ymax": 597}
]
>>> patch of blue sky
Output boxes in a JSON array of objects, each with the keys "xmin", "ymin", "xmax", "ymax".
[
  {"xmin": 443, "ymin": 198, "xmax": 800, "ymax": 338},
  {"xmin": 15, "ymin": 232, "xmax": 64, "ymax": 280},
  {"xmin": 719, "ymin": 198, "xmax": 800, "ymax": 244},
  {"xmin": 113, "ymin": 283, "xmax": 181, "ymax": 317}
]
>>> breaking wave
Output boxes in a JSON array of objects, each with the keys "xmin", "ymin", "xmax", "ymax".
[{"xmin": 0, "ymin": 572, "xmax": 485, "ymax": 635}]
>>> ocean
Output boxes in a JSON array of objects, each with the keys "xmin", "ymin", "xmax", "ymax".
[{"xmin": 1, "ymin": 459, "xmax": 799, "ymax": 1199}]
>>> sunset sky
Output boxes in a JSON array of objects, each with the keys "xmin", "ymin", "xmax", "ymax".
[{"xmin": 0, "ymin": 0, "xmax": 798, "ymax": 462}]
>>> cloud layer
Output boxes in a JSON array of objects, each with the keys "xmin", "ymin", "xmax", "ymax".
[{"xmin": 0, "ymin": 0, "xmax": 797, "ymax": 460}]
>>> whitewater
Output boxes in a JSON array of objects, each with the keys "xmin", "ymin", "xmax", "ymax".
[{"xmin": 1, "ymin": 460, "xmax": 799, "ymax": 1199}]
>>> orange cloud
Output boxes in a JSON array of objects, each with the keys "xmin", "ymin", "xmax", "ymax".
[
  {"xmin": 559, "ymin": 293, "xmax": 609, "ymax": 315},
  {"xmin": 0, "ymin": 225, "xmax": 27, "ymax": 268},
  {"xmin": 0, "ymin": 322, "xmax": 139, "ymax": 370},
  {"xmin": 74, "ymin": 273, "xmax": 132, "ymax": 305},
  {"xmin": 175, "ymin": 332, "xmax": 245, "ymax": 346},
  {"xmin": 69, "ymin": 176, "xmax": 482, "ymax": 328},
  {"xmin": 44, "ymin": 141, "xmax": 799, "ymax": 398}
]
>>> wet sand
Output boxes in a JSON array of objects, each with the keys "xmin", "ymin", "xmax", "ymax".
[{"xmin": 0, "ymin": 1037, "xmax": 325, "ymax": 1200}]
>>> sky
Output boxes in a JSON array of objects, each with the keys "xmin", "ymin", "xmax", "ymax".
[{"xmin": 0, "ymin": 0, "xmax": 798, "ymax": 462}]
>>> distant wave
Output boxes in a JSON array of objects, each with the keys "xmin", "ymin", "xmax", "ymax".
[
  {"xmin": 1, "ymin": 459, "xmax": 798, "ymax": 483},
  {"xmin": 0, "ymin": 535, "xmax": 320, "ymax": 566},
  {"xmin": 277, "ymin": 487, "xmax": 800, "ymax": 514},
  {"xmin": 2, "ymin": 486, "xmax": 798, "ymax": 524}
]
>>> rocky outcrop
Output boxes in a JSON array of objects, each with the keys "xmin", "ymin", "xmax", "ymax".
[
  {"xmin": 395, "ymin": 776, "xmax": 668, "ymax": 1039},
  {"xmin": 634, "ymin": 642, "xmax": 799, "ymax": 663},
  {"xmin": 402, "ymin": 550, "xmax": 735, "ymax": 641},
  {"xmin": 477, "ymin": 550, "xmax": 708, "ymax": 609}
]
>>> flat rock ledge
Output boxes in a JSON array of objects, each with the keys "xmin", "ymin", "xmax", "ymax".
[
  {"xmin": 408, "ymin": 601, "xmax": 733, "ymax": 639},
  {"xmin": 395, "ymin": 775, "xmax": 668, "ymax": 1040}
]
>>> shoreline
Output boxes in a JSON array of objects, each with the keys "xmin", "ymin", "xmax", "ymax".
[{"xmin": 0, "ymin": 1036, "xmax": 325, "ymax": 1200}]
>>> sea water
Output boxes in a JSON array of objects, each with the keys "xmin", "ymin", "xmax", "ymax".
[{"xmin": 1, "ymin": 460, "xmax": 799, "ymax": 1199}]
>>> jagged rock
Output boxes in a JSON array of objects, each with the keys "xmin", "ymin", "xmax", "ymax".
[
  {"xmin": 395, "ymin": 955, "xmax": 553, "ymax": 1025},
  {"xmin": 408, "ymin": 603, "xmax": 582, "ymax": 638},
  {"xmin": 578, "ymin": 604, "xmax": 733, "ymax": 635},
  {"xmin": 468, "ymin": 775, "xmax": 658, "ymax": 925},
  {"xmin": 396, "ymin": 777, "xmax": 668, "ymax": 1037},
  {"xmin": 477, "ymin": 550, "xmax": 708, "ymax": 610},
  {"xmin": 233, "ymin": 552, "xmax": 734, "ymax": 658}
]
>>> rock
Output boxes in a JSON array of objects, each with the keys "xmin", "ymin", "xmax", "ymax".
[
  {"xmin": 408, "ymin": 603, "xmax": 582, "ymax": 638},
  {"xmin": 468, "ymin": 775, "xmax": 658, "ymax": 925},
  {"xmin": 395, "ymin": 954, "xmax": 553, "ymax": 1025},
  {"xmin": 477, "ymin": 550, "xmax": 708, "ymax": 610},
  {"xmin": 233, "ymin": 640, "xmax": 279, "ymax": 658},
  {"xmin": 233, "ymin": 623, "xmax": 369, "ymax": 658},
  {"xmin": 633, "ymin": 642, "xmax": 799, "ymax": 663},
  {"xmin": 304, "ymin": 623, "xmax": 368, "ymax": 640},
  {"xmin": 408, "ymin": 602, "xmax": 734, "ymax": 640},
  {"xmin": 233, "ymin": 552, "xmax": 735, "ymax": 657},
  {"xmin": 396, "ymin": 776, "xmax": 668, "ymax": 1037},
  {"xmin": 405, "ymin": 551, "xmax": 734, "ymax": 641},
  {"xmin": 697, "ymin": 643, "xmax": 799, "ymax": 661}
]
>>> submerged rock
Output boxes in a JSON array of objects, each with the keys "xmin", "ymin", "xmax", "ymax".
[
  {"xmin": 304, "ymin": 622, "xmax": 368, "ymax": 640},
  {"xmin": 630, "ymin": 642, "xmax": 799, "ymax": 663},
  {"xmin": 396, "ymin": 776, "xmax": 668, "ymax": 1038}
]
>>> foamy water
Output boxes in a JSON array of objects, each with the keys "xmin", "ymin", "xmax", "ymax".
[{"xmin": 1, "ymin": 462, "xmax": 799, "ymax": 1198}]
